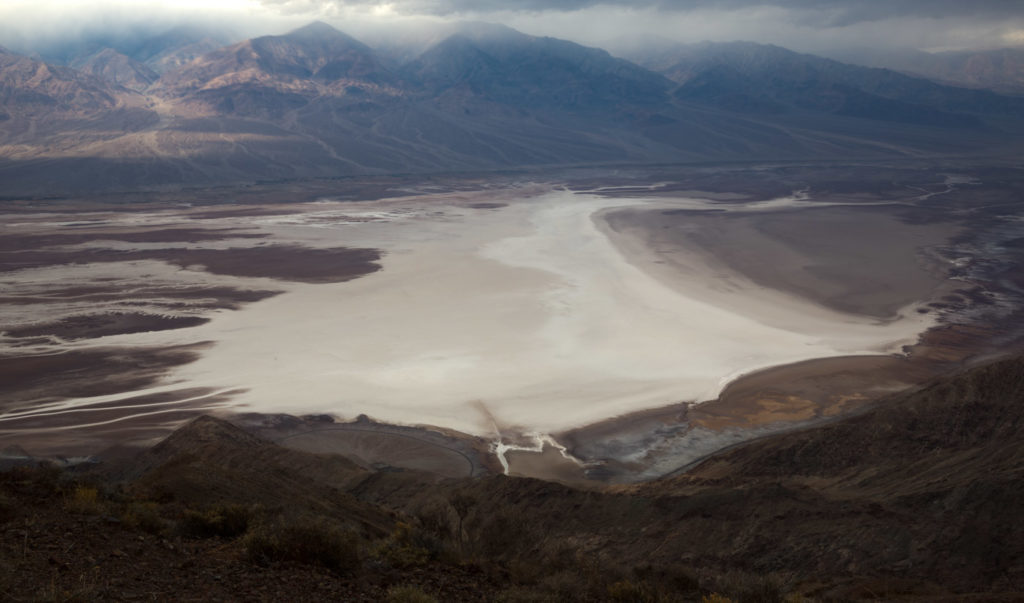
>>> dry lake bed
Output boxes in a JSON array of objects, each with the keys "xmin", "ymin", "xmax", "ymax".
[{"xmin": 3, "ymin": 164, "xmax": 1024, "ymax": 482}]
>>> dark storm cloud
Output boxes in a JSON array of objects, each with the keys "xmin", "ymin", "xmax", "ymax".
[{"xmin": 262, "ymin": 0, "xmax": 1023, "ymax": 25}]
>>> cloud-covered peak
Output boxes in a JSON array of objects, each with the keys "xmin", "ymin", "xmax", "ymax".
[{"xmin": 1, "ymin": 0, "xmax": 1022, "ymax": 59}]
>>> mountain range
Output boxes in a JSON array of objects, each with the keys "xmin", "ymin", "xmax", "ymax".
[
  {"xmin": 825, "ymin": 46, "xmax": 1024, "ymax": 97},
  {"xmin": 2, "ymin": 21, "xmax": 1024, "ymax": 195}
]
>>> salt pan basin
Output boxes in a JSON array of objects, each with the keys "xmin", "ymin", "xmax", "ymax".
[{"xmin": 29, "ymin": 188, "xmax": 935, "ymax": 437}]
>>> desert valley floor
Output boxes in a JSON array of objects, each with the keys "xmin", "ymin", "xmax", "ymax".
[{"xmin": 3, "ymin": 163, "xmax": 1024, "ymax": 483}]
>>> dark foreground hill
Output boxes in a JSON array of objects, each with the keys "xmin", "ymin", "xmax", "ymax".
[{"xmin": 2, "ymin": 355, "xmax": 1024, "ymax": 601}]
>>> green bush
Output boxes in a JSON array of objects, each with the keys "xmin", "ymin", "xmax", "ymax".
[
  {"xmin": 65, "ymin": 486, "xmax": 102, "ymax": 515},
  {"xmin": 385, "ymin": 585, "xmax": 438, "ymax": 603},
  {"xmin": 121, "ymin": 501, "xmax": 167, "ymax": 536},
  {"xmin": 243, "ymin": 518, "xmax": 359, "ymax": 573}
]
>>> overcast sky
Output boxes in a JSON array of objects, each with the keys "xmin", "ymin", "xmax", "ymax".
[{"xmin": 1, "ymin": 0, "xmax": 1022, "ymax": 54}]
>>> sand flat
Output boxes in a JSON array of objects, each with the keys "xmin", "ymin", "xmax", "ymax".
[{"xmin": 603, "ymin": 203, "xmax": 957, "ymax": 319}]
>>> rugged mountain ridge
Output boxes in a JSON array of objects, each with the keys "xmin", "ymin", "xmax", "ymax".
[
  {"xmin": 3, "ymin": 22, "xmax": 1024, "ymax": 195},
  {"xmin": 70, "ymin": 48, "xmax": 158, "ymax": 91},
  {"xmin": 0, "ymin": 46, "xmax": 156, "ymax": 155},
  {"xmin": 402, "ymin": 23, "xmax": 671, "ymax": 111},
  {"xmin": 153, "ymin": 21, "xmax": 402, "ymax": 117}
]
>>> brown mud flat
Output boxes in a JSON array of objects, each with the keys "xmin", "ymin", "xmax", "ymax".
[
  {"xmin": 0, "ymin": 204, "xmax": 386, "ymax": 461},
  {"xmin": 0, "ymin": 286, "xmax": 280, "ymax": 309},
  {"xmin": 0, "ymin": 344, "xmax": 210, "ymax": 411},
  {"xmin": 6, "ymin": 312, "xmax": 209, "ymax": 341},
  {"xmin": 0, "ymin": 244, "xmax": 382, "ymax": 283},
  {"xmin": 0, "ymin": 388, "xmax": 243, "ymax": 457},
  {"xmin": 0, "ymin": 341, "xmax": 240, "ymax": 454},
  {"xmin": 0, "ymin": 228, "xmax": 267, "ymax": 251}
]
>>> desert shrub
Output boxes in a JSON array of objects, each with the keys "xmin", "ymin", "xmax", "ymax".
[
  {"xmin": 505, "ymin": 558, "xmax": 548, "ymax": 585},
  {"xmin": 37, "ymin": 572, "xmax": 101, "ymax": 603},
  {"xmin": 121, "ymin": 501, "xmax": 167, "ymax": 536},
  {"xmin": 413, "ymin": 498, "xmax": 457, "ymax": 543},
  {"xmin": 7, "ymin": 465, "xmax": 62, "ymax": 497},
  {"xmin": 608, "ymin": 579, "xmax": 660, "ymax": 602},
  {"xmin": 65, "ymin": 486, "xmax": 102, "ymax": 515},
  {"xmin": 448, "ymin": 491, "xmax": 476, "ymax": 545},
  {"xmin": 493, "ymin": 587, "xmax": 561, "ymax": 603},
  {"xmin": 632, "ymin": 563, "xmax": 702, "ymax": 598},
  {"xmin": 710, "ymin": 571, "xmax": 789, "ymax": 603},
  {"xmin": 473, "ymin": 508, "xmax": 538, "ymax": 558},
  {"xmin": 385, "ymin": 585, "xmax": 438, "ymax": 603},
  {"xmin": 373, "ymin": 522, "xmax": 433, "ymax": 568},
  {"xmin": 243, "ymin": 518, "xmax": 359, "ymax": 573},
  {"xmin": 529, "ymin": 537, "xmax": 583, "ymax": 574},
  {"xmin": 535, "ymin": 570, "xmax": 593, "ymax": 603},
  {"xmin": 179, "ymin": 504, "xmax": 253, "ymax": 539}
]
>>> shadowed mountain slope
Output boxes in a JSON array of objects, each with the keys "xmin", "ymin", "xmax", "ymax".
[
  {"xmin": 633, "ymin": 41, "xmax": 1024, "ymax": 127},
  {"xmin": 830, "ymin": 46, "xmax": 1024, "ymax": 97},
  {"xmin": 403, "ymin": 23, "xmax": 671, "ymax": 112},
  {"xmin": 114, "ymin": 415, "xmax": 393, "ymax": 538},
  {"xmin": 71, "ymin": 48, "xmax": 158, "ymax": 91},
  {"xmin": 131, "ymin": 25, "xmax": 236, "ymax": 74}
]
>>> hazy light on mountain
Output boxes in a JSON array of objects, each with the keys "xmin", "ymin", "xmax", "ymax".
[
  {"xmin": 1006, "ymin": 30, "xmax": 1024, "ymax": 45},
  {"xmin": 0, "ymin": 0, "xmax": 1021, "ymax": 55}
]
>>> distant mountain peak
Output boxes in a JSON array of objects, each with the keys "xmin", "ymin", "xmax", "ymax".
[
  {"xmin": 286, "ymin": 20, "xmax": 349, "ymax": 41},
  {"xmin": 449, "ymin": 21, "xmax": 524, "ymax": 42}
]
